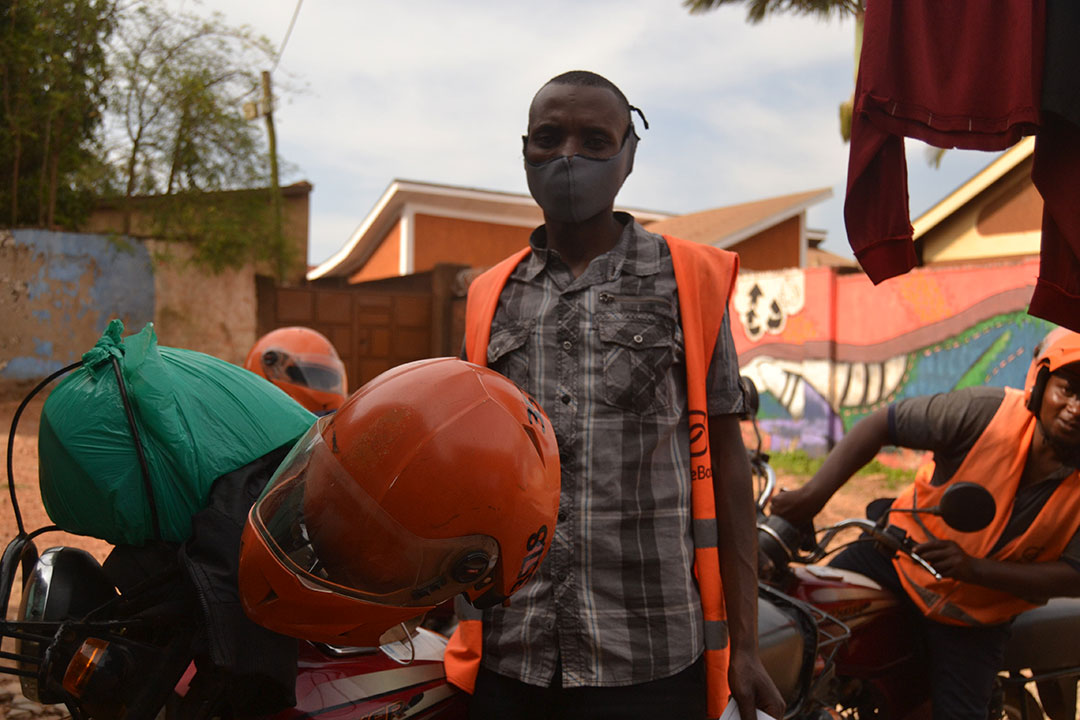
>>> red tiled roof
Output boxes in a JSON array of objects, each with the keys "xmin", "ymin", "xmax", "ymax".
[{"xmin": 643, "ymin": 187, "xmax": 832, "ymax": 248}]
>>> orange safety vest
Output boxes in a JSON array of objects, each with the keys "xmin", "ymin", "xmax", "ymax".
[
  {"xmin": 891, "ymin": 387, "xmax": 1080, "ymax": 626},
  {"xmin": 446, "ymin": 235, "xmax": 739, "ymax": 719}
]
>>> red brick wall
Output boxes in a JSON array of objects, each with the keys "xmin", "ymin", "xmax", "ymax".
[
  {"xmin": 413, "ymin": 214, "xmax": 531, "ymax": 271},
  {"xmin": 729, "ymin": 216, "xmax": 801, "ymax": 271}
]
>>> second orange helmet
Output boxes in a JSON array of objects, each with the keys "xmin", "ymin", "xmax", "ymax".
[{"xmin": 245, "ymin": 327, "xmax": 348, "ymax": 415}]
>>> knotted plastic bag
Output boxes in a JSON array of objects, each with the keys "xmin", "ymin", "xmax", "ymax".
[{"xmin": 38, "ymin": 320, "xmax": 315, "ymax": 545}]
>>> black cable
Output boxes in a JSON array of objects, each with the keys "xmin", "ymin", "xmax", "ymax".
[
  {"xmin": 6, "ymin": 361, "xmax": 83, "ymax": 537},
  {"xmin": 111, "ymin": 356, "xmax": 162, "ymax": 541}
]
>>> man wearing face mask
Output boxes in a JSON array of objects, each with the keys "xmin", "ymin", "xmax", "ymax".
[{"xmin": 444, "ymin": 71, "xmax": 784, "ymax": 720}]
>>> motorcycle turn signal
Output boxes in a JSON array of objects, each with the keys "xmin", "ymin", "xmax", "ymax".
[{"xmin": 62, "ymin": 637, "xmax": 130, "ymax": 703}]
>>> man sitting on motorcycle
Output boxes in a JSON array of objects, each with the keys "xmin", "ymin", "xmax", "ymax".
[{"xmin": 771, "ymin": 327, "xmax": 1080, "ymax": 720}]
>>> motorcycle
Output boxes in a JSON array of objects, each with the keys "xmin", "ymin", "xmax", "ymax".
[
  {"xmin": 0, "ymin": 368, "xmax": 469, "ymax": 720},
  {"xmin": 744, "ymin": 386, "xmax": 1080, "ymax": 720}
]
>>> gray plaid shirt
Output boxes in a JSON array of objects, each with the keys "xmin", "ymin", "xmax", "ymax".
[{"xmin": 473, "ymin": 215, "xmax": 744, "ymax": 688}]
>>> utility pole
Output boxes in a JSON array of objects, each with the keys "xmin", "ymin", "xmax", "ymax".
[{"xmin": 247, "ymin": 71, "xmax": 287, "ymax": 281}]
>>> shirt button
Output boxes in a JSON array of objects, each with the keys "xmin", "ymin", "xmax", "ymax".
[
  {"xmin": 562, "ymin": 340, "xmax": 573, "ymax": 351},
  {"xmin": 633, "ymin": 334, "xmax": 644, "ymax": 344},
  {"xmin": 558, "ymin": 509, "xmax": 567, "ymax": 521},
  {"xmin": 561, "ymin": 394, "xmax": 571, "ymax": 404},
  {"xmin": 556, "ymin": 570, "xmax": 568, "ymax": 582}
]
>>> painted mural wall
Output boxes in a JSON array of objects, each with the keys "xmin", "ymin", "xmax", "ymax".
[
  {"xmin": 731, "ymin": 256, "xmax": 1048, "ymax": 455},
  {"xmin": 1, "ymin": 229, "xmax": 257, "ymax": 385}
]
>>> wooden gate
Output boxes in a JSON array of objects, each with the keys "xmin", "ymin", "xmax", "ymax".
[{"xmin": 256, "ymin": 264, "xmax": 471, "ymax": 392}]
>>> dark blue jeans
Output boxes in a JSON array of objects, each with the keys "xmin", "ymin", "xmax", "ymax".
[
  {"xmin": 831, "ymin": 542, "xmax": 1012, "ymax": 720},
  {"xmin": 468, "ymin": 655, "xmax": 706, "ymax": 720}
]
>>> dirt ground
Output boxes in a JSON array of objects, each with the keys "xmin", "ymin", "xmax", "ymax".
[{"xmin": 1, "ymin": 391, "xmax": 112, "ymax": 719}]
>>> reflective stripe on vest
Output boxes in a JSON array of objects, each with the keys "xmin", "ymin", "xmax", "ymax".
[
  {"xmin": 891, "ymin": 387, "xmax": 1080, "ymax": 626},
  {"xmin": 447, "ymin": 235, "xmax": 738, "ymax": 719}
]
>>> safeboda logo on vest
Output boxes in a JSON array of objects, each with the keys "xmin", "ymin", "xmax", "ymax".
[{"xmin": 689, "ymin": 410, "xmax": 711, "ymax": 481}]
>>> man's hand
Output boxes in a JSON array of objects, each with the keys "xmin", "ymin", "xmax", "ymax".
[
  {"xmin": 768, "ymin": 485, "xmax": 826, "ymax": 528},
  {"xmin": 728, "ymin": 649, "xmax": 785, "ymax": 720},
  {"xmin": 914, "ymin": 539, "xmax": 977, "ymax": 582}
]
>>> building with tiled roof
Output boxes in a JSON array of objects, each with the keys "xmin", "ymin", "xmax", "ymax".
[{"xmin": 308, "ymin": 180, "xmax": 836, "ymax": 283}]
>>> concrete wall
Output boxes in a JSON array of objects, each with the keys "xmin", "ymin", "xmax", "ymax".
[
  {"xmin": 146, "ymin": 239, "xmax": 256, "ymax": 365},
  {"xmin": 85, "ymin": 181, "xmax": 313, "ymax": 285},
  {"xmin": 1, "ymin": 229, "xmax": 256, "ymax": 384},
  {"xmin": 1, "ymin": 229, "xmax": 155, "ymax": 379},
  {"xmin": 733, "ymin": 257, "xmax": 1048, "ymax": 454}
]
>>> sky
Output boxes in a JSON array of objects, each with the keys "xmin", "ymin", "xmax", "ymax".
[{"xmin": 197, "ymin": 0, "xmax": 1005, "ymax": 268}]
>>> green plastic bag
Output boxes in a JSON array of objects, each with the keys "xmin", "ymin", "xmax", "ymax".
[{"xmin": 39, "ymin": 320, "xmax": 316, "ymax": 545}]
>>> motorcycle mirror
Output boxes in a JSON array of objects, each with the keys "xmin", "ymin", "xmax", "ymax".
[
  {"xmin": 936, "ymin": 482, "xmax": 996, "ymax": 533},
  {"xmin": 739, "ymin": 376, "xmax": 759, "ymax": 420}
]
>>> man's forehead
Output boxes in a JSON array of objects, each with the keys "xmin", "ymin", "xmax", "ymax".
[{"xmin": 528, "ymin": 83, "xmax": 625, "ymax": 126}]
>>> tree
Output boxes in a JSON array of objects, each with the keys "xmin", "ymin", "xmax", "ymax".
[
  {"xmin": 1, "ymin": 0, "xmax": 296, "ymax": 275},
  {"xmin": 101, "ymin": 0, "xmax": 292, "ymax": 274},
  {"xmin": 0, "ymin": 0, "xmax": 115, "ymax": 228},
  {"xmin": 682, "ymin": 0, "xmax": 862, "ymax": 22}
]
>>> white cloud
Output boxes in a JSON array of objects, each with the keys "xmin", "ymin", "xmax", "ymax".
[{"xmin": 196, "ymin": 1, "xmax": 995, "ymax": 265}]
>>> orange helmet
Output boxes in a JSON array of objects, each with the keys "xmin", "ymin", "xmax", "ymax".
[
  {"xmin": 245, "ymin": 327, "xmax": 347, "ymax": 415},
  {"xmin": 237, "ymin": 357, "xmax": 560, "ymax": 646},
  {"xmin": 1025, "ymin": 327, "xmax": 1080, "ymax": 412}
]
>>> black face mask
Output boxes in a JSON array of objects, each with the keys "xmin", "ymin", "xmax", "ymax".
[{"xmin": 523, "ymin": 128, "xmax": 637, "ymax": 224}]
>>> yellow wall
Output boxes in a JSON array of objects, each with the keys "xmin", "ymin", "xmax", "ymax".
[{"xmin": 921, "ymin": 162, "xmax": 1042, "ymax": 265}]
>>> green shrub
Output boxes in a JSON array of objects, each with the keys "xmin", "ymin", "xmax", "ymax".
[
  {"xmin": 857, "ymin": 459, "xmax": 916, "ymax": 489},
  {"xmin": 767, "ymin": 449, "xmax": 824, "ymax": 477},
  {"xmin": 767, "ymin": 450, "xmax": 915, "ymax": 490}
]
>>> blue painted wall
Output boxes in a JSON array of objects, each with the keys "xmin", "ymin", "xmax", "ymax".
[{"xmin": 1, "ymin": 230, "xmax": 155, "ymax": 379}]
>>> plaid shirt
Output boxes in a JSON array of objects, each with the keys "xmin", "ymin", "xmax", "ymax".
[{"xmin": 475, "ymin": 215, "xmax": 744, "ymax": 688}]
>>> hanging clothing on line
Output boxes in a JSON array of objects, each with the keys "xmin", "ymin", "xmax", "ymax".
[
  {"xmin": 1028, "ymin": 0, "xmax": 1080, "ymax": 330},
  {"xmin": 844, "ymin": 0, "xmax": 1080, "ymax": 332}
]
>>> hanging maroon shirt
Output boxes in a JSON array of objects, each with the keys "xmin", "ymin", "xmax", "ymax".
[
  {"xmin": 1028, "ymin": 0, "xmax": 1080, "ymax": 331},
  {"xmin": 844, "ymin": 0, "xmax": 1044, "ymax": 283}
]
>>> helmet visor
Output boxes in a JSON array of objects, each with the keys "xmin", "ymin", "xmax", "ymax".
[
  {"xmin": 263, "ymin": 350, "xmax": 347, "ymax": 394},
  {"xmin": 250, "ymin": 418, "xmax": 498, "ymax": 607}
]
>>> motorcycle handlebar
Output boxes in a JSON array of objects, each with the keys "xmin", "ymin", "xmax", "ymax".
[
  {"xmin": 813, "ymin": 519, "xmax": 943, "ymax": 580},
  {"xmin": 752, "ymin": 453, "xmax": 943, "ymax": 581},
  {"xmin": 753, "ymin": 457, "xmax": 776, "ymax": 513}
]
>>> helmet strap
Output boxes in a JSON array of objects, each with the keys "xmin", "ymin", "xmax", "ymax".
[{"xmin": 1027, "ymin": 365, "xmax": 1050, "ymax": 413}]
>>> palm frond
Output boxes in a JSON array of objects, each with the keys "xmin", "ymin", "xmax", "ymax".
[{"xmin": 683, "ymin": 0, "xmax": 863, "ymax": 23}]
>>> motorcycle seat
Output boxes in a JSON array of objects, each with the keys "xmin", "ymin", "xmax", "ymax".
[{"xmin": 1002, "ymin": 597, "xmax": 1080, "ymax": 671}]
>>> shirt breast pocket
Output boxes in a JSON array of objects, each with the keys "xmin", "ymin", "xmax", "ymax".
[
  {"xmin": 486, "ymin": 323, "xmax": 531, "ymax": 388},
  {"xmin": 598, "ymin": 312, "xmax": 677, "ymax": 415}
]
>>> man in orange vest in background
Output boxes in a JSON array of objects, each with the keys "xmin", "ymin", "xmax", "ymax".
[
  {"xmin": 771, "ymin": 328, "xmax": 1080, "ymax": 720},
  {"xmin": 445, "ymin": 70, "xmax": 783, "ymax": 720}
]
